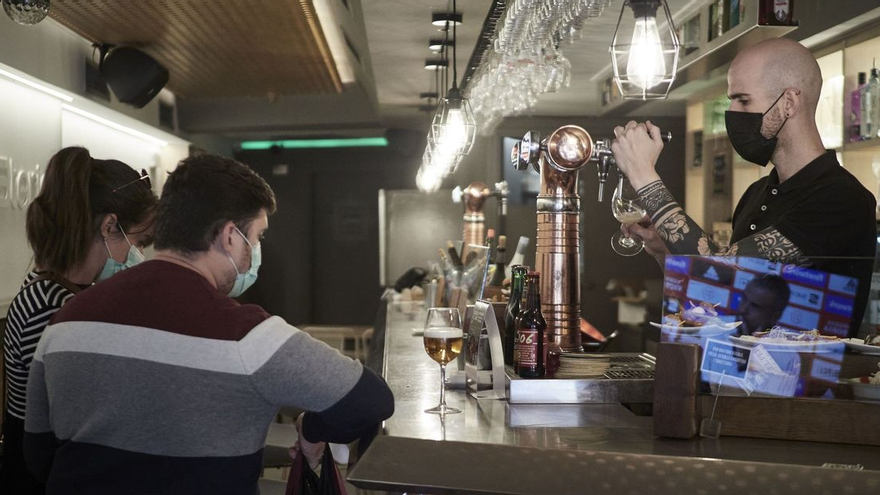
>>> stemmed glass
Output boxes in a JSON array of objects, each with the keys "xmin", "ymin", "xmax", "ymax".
[
  {"xmin": 423, "ymin": 308, "xmax": 464, "ymax": 415},
  {"xmin": 611, "ymin": 175, "xmax": 646, "ymax": 256}
]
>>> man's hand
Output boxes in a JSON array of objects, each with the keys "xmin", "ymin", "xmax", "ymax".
[
  {"xmin": 292, "ymin": 413, "xmax": 326, "ymax": 471},
  {"xmin": 610, "ymin": 120, "xmax": 665, "ymax": 190},
  {"xmin": 621, "ymin": 215, "xmax": 669, "ymax": 266}
]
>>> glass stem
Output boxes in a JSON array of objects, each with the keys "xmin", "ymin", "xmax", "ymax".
[{"xmin": 439, "ymin": 364, "xmax": 447, "ymax": 408}]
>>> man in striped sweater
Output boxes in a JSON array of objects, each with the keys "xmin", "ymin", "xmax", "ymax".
[{"xmin": 23, "ymin": 155, "xmax": 394, "ymax": 494}]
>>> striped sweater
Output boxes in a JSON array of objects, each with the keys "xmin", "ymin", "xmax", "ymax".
[
  {"xmin": 4, "ymin": 270, "xmax": 77, "ymax": 420},
  {"xmin": 24, "ymin": 260, "xmax": 393, "ymax": 495}
]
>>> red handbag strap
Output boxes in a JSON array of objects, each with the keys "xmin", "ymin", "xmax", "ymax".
[
  {"xmin": 285, "ymin": 449, "xmax": 307, "ymax": 495},
  {"xmin": 285, "ymin": 447, "xmax": 347, "ymax": 495}
]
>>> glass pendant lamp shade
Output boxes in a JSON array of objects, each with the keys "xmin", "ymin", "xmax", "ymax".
[
  {"xmin": 416, "ymin": 164, "xmax": 444, "ymax": 193},
  {"xmin": 422, "ymin": 137, "xmax": 460, "ymax": 177},
  {"xmin": 610, "ymin": 0, "xmax": 680, "ymax": 100},
  {"xmin": 430, "ymin": 87, "xmax": 477, "ymax": 162}
]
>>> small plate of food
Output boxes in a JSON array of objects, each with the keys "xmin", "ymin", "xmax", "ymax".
[
  {"xmin": 651, "ymin": 301, "xmax": 742, "ymax": 336},
  {"xmin": 731, "ymin": 326, "xmax": 844, "ymax": 353},
  {"xmin": 842, "ymin": 332, "xmax": 880, "ymax": 356},
  {"xmin": 848, "ymin": 365, "xmax": 880, "ymax": 401}
]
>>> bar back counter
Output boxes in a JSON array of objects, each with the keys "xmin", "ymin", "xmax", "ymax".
[{"xmin": 347, "ymin": 303, "xmax": 880, "ymax": 495}]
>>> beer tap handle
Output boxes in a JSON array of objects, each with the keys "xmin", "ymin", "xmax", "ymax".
[
  {"xmin": 494, "ymin": 181, "xmax": 509, "ymax": 217},
  {"xmin": 594, "ymin": 132, "xmax": 671, "ymax": 201},
  {"xmin": 451, "ymin": 185, "xmax": 464, "ymax": 204},
  {"xmin": 597, "ymin": 155, "xmax": 614, "ymax": 202}
]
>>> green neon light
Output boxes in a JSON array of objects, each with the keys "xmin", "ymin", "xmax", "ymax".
[{"xmin": 240, "ymin": 137, "xmax": 389, "ymax": 150}]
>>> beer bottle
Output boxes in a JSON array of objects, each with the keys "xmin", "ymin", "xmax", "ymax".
[
  {"xmin": 504, "ymin": 265, "xmax": 528, "ymax": 366},
  {"xmin": 515, "ymin": 271, "xmax": 546, "ymax": 378}
]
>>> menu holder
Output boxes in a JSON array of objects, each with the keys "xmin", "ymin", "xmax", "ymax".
[{"xmin": 464, "ymin": 300, "xmax": 506, "ymax": 400}]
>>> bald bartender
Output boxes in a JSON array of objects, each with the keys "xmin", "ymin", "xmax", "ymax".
[{"xmin": 611, "ymin": 38, "xmax": 876, "ymax": 337}]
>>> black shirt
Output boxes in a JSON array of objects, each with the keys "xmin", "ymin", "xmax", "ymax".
[{"xmin": 732, "ymin": 151, "xmax": 877, "ymax": 336}]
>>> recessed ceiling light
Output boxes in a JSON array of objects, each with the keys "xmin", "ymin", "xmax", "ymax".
[
  {"xmin": 424, "ymin": 58, "xmax": 448, "ymax": 70},
  {"xmin": 429, "ymin": 38, "xmax": 451, "ymax": 52},
  {"xmin": 432, "ymin": 12, "xmax": 462, "ymax": 27}
]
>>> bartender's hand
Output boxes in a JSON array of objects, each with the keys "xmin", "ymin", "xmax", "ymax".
[
  {"xmin": 622, "ymin": 215, "xmax": 669, "ymax": 266},
  {"xmin": 611, "ymin": 120, "xmax": 665, "ymax": 190},
  {"xmin": 292, "ymin": 413, "xmax": 326, "ymax": 471}
]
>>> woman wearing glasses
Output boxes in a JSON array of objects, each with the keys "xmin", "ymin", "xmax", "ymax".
[{"xmin": 1, "ymin": 147, "xmax": 157, "ymax": 493}]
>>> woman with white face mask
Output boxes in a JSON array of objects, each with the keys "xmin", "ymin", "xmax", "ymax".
[{"xmin": 1, "ymin": 147, "xmax": 157, "ymax": 494}]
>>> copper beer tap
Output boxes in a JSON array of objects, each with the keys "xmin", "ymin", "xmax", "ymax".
[
  {"xmin": 452, "ymin": 181, "xmax": 509, "ymax": 260},
  {"xmin": 512, "ymin": 125, "xmax": 671, "ymax": 352}
]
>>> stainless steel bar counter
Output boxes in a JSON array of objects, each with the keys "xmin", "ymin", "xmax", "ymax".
[{"xmin": 347, "ymin": 304, "xmax": 880, "ymax": 495}]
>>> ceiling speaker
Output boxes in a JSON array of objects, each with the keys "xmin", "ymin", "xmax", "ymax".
[{"xmin": 100, "ymin": 46, "xmax": 169, "ymax": 108}]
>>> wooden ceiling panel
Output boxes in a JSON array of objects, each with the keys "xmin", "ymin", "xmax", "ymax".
[{"xmin": 50, "ymin": 0, "xmax": 342, "ymax": 98}]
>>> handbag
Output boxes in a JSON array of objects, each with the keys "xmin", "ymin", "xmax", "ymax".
[{"xmin": 285, "ymin": 448, "xmax": 347, "ymax": 495}]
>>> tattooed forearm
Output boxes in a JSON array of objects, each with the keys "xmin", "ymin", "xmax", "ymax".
[
  {"xmin": 634, "ymin": 180, "xmax": 808, "ymax": 263},
  {"xmin": 636, "ymin": 180, "xmax": 710, "ymax": 255},
  {"xmin": 638, "ymin": 181, "xmax": 677, "ymax": 219},
  {"xmin": 748, "ymin": 230, "xmax": 809, "ymax": 264}
]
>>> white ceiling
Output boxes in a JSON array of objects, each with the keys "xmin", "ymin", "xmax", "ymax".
[
  {"xmin": 362, "ymin": 0, "xmax": 495, "ymax": 126},
  {"xmin": 362, "ymin": 0, "xmax": 703, "ymax": 126}
]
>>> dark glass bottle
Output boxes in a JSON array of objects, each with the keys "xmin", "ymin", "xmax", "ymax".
[
  {"xmin": 503, "ymin": 265, "xmax": 528, "ymax": 366},
  {"xmin": 759, "ymin": 0, "xmax": 793, "ymax": 26},
  {"xmin": 515, "ymin": 271, "xmax": 546, "ymax": 379},
  {"xmin": 488, "ymin": 235, "xmax": 507, "ymax": 287}
]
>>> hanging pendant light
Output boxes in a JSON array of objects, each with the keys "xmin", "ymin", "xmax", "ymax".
[
  {"xmin": 430, "ymin": 86, "xmax": 475, "ymax": 174},
  {"xmin": 610, "ymin": 0, "xmax": 680, "ymax": 100},
  {"xmin": 427, "ymin": 0, "xmax": 475, "ymax": 175},
  {"xmin": 416, "ymin": 163, "xmax": 444, "ymax": 193}
]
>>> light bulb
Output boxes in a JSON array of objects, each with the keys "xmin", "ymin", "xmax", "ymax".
[
  {"xmin": 416, "ymin": 166, "xmax": 443, "ymax": 193},
  {"xmin": 626, "ymin": 16, "xmax": 666, "ymax": 90},
  {"xmin": 438, "ymin": 108, "xmax": 467, "ymax": 153},
  {"xmin": 423, "ymin": 141, "xmax": 457, "ymax": 177}
]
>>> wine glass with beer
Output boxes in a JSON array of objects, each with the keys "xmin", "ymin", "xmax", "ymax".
[
  {"xmin": 423, "ymin": 307, "xmax": 464, "ymax": 415},
  {"xmin": 611, "ymin": 175, "xmax": 646, "ymax": 256}
]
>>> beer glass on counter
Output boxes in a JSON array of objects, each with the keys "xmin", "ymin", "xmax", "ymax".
[{"xmin": 423, "ymin": 307, "xmax": 464, "ymax": 415}]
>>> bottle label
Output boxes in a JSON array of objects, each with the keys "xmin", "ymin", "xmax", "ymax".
[
  {"xmin": 774, "ymin": 0, "xmax": 789, "ymax": 22},
  {"xmin": 515, "ymin": 328, "xmax": 538, "ymax": 367}
]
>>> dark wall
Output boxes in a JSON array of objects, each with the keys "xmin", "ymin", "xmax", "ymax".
[{"xmin": 235, "ymin": 130, "xmax": 423, "ymax": 326}]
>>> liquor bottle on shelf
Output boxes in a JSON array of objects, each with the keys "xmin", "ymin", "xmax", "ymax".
[
  {"xmin": 851, "ymin": 72, "xmax": 867, "ymax": 143},
  {"xmin": 488, "ymin": 235, "xmax": 507, "ymax": 287},
  {"xmin": 514, "ymin": 271, "xmax": 546, "ymax": 379},
  {"xmin": 504, "ymin": 265, "xmax": 528, "ymax": 366},
  {"xmin": 729, "ymin": 0, "xmax": 741, "ymax": 30},
  {"xmin": 861, "ymin": 66, "xmax": 880, "ymax": 141},
  {"xmin": 708, "ymin": 0, "xmax": 722, "ymax": 42},
  {"xmin": 872, "ymin": 67, "xmax": 880, "ymax": 139},
  {"xmin": 759, "ymin": 0, "xmax": 794, "ymax": 26},
  {"xmin": 505, "ymin": 236, "xmax": 530, "ymax": 279}
]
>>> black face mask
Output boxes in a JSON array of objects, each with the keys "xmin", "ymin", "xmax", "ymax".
[{"xmin": 725, "ymin": 92, "xmax": 788, "ymax": 166}]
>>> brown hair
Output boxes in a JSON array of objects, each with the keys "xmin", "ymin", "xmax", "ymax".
[
  {"xmin": 25, "ymin": 147, "xmax": 158, "ymax": 274},
  {"xmin": 154, "ymin": 154, "xmax": 276, "ymax": 254}
]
